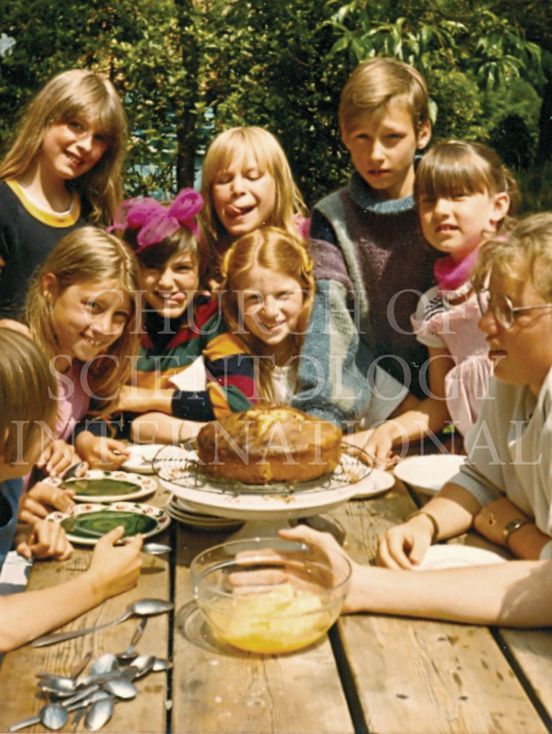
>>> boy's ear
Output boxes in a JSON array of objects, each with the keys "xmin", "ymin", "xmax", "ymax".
[
  {"xmin": 41, "ymin": 273, "xmax": 59, "ymax": 301},
  {"xmin": 416, "ymin": 121, "xmax": 432, "ymax": 150}
]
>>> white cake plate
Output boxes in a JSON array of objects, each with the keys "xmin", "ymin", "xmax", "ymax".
[{"xmin": 153, "ymin": 444, "xmax": 394, "ymax": 537}]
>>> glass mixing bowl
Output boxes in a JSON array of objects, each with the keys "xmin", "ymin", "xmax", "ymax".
[{"xmin": 190, "ymin": 536, "xmax": 351, "ymax": 654}]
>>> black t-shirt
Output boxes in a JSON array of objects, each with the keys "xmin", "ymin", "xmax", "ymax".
[{"xmin": 0, "ymin": 180, "xmax": 86, "ymax": 320}]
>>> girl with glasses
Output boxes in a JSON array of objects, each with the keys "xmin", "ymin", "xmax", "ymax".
[{"xmin": 378, "ymin": 213, "xmax": 552, "ymax": 567}]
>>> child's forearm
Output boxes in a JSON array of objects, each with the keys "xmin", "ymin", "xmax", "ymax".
[
  {"xmin": 382, "ymin": 397, "xmax": 450, "ymax": 446},
  {"xmin": 0, "ymin": 569, "xmax": 104, "ymax": 652},
  {"xmin": 350, "ymin": 561, "xmax": 552, "ymax": 627}
]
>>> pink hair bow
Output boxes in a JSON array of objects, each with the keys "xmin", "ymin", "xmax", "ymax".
[{"xmin": 110, "ymin": 188, "xmax": 203, "ymax": 252}]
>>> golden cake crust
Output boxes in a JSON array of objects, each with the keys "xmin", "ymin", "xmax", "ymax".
[{"xmin": 196, "ymin": 406, "xmax": 342, "ymax": 484}]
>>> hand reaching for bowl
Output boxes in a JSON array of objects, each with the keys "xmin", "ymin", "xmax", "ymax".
[{"xmin": 229, "ymin": 526, "xmax": 358, "ymax": 612}]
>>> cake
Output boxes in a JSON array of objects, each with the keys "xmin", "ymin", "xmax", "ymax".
[{"xmin": 196, "ymin": 406, "xmax": 342, "ymax": 484}]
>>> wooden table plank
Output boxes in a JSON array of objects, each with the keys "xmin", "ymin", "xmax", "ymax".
[
  {"xmin": 0, "ymin": 521, "xmax": 170, "ymax": 733},
  {"xmin": 171, "ymin": 524, "xmax": 354, "ymax": 734},
  {"xmin": 330, "ymin": 483, "xmax": 549, "ymax": 734},
  {"xmin": 497, "ymin": 628, "xmax": 552, "ymax": 727}
]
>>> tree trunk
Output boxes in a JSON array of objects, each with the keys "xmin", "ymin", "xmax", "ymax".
[
  {"xmin": 536, "ymin": 75, "xmax": 552, "ymax": 162},
  {"xmin": 174, "ymin": 0, "xmax": 200, "ymax": 188}
]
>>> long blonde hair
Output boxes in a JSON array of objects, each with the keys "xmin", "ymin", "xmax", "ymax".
[
  {"xmin": 220, "ymin": 227, "xmax": 314, "ymax": 401},
  {"xmin": 0, "ymin": 328, "xmax": 57, "ymax": 464},
  {"xmin": 0, "ymin": 69, "xmax": 127, "ymax": 225},
  {"xmin": 200, "ymin": 127, "xmax": 306, "ymax": 266},
  {"xmin": 26, "ymin": 227, "xmax": 140, "ymax": 405}
]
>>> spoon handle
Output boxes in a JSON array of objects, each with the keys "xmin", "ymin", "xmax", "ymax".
[
  {"xmin": 9, "ymin": 715, "xmax": 41, "ymax": 732},
  {"xmin": 31, "ymin": 612, "xmax": 129, "ymax": 647}
]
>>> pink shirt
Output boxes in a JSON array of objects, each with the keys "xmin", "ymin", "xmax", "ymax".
[{"xmin": 55, "ymin": 363, "xmax": 90, "ymax": 441}]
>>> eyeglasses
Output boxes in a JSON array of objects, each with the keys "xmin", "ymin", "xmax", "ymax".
[{"xmin": 476, "ymin": 288, "xmax": 552, "ymax": 329}]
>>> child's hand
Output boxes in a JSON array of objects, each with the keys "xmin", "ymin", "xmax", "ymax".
[
  {"xmin": 87, "ymin": 527, "xmax": 143, "ymax": 600},
  {"xmin": 15, "ymin": 519, "xmax": 73, "ymax": 561},
  {"xmin": 343, "ymin": 427, "xmax": 397, "ymax": 469},
  {"xmin": 36, "ymin": 439, "xmax": 77, "ymax": 479},
  {"xmin": 18, "ymin": 481, "xmax": 75, "ymax": 525},
  {"xmin": 377, "ymin": 514, "xmax": 433, "ymax": 569},
  {"xmin": 76, "ymin": 433, "xmax": 129, "ymax": 469}
]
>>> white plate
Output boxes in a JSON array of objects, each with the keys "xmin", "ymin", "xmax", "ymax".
[
  {"xmin": 122, "ymin": 444, "xmax": 165, "ymax": 474},
  {"xmin": 393, "ymin": 454, "xmax": 466, "ymax": 495},
  {"xmin": 416, "ymin": 544, "xmax": 507, "ymax": 570},
  {"xmin": 47, "ymin": 502, "xmax": 170, "ymax": 546},
  {"xmin": 61, "ymin": 469, "xmax": 157, "ymax": 502},
  {"xmin": 349, "ymin": 468, "xmax": 395, "ymax": 499}
]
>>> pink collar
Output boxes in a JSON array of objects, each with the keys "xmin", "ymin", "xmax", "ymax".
[{"xmin": 434, "ymin": 248, "xmax": 479, "ymax": 291}]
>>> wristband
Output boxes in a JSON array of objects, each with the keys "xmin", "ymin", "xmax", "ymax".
[
  {"xmin": 503, "ymin": 518, "xmax": 530, "ymax": 548},
  {"xmin": 407, "ymin": 510, "xmax": 439, "ymax": 542}
]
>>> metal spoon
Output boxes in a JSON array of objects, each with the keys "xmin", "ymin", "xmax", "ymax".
[
  {"xmin": 116, "ymin": 617, "xmax": 148, "ymax": 662},
  {"xmin": 104, "ymin": 677, "xmax": 137, "ymax": 699},
  {"xmin": 31, "ymin": 598, "xmax": 174, "ymax": 647},
  {"xmin": 85, "ymin": 696, "xmax": 114, "ymax": 731},
  {"xmin": 124, "ymin": 654, "xmax": 155, "ymax": 680},
  {"xmin": 10, "ymin": 703, "xmax": 68, "ymax": 732}
]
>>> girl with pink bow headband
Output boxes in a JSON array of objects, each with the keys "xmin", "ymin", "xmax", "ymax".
[{"xmin": 84, "ymin": 188, "xmax": 258, "ymax": 445}]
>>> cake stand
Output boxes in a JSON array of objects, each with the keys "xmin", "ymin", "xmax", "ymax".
[{"xmin": 153, "ymin": 443, "xmax": 394, "ymax": 538}]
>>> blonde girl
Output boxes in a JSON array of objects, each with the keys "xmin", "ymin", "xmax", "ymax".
[
  {"xmin": 203, "ymin": 128, "xmax": 408, "ymax": 427},
  {"xmin": 26, "ymin": 226, "xmax": 140, "ymax": 471},
  {"xmin": 201, "ymin": 126, "xmax": 308, "ymax": 279},
  {"xmin": 355, "ymin": 140, "xmax": 516, "ymax": 465},
  {"xmin": 0, "ymin": 328, "xmax": 142, "ymax": 652},
  {"xmin": 0, "ymin": 69, "xmax": 127, "ymax": 320}
]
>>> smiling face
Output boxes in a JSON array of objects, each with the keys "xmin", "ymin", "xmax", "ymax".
[
  {"xmin": 342, "ymin": 99, "xmax": 430, "ymax": 200},
  {"xmin": 479, "ymin": 272, "xmax": 552, "ymax": 396},
  {"xmin": 419, "ymin": 190, "xmax": 510, "ymax": 261},
  {"xmin": 211, "ymin": 152, "xmax": 277, "ymax": 238},
  {"xmin": 239, "ymin": 266, "xmax": 305, "ymax": 360},
  {"xmin": 40, "ymin": 117, "xmax": 108, "ymax": 182},
  {"xmin": 44, "ymin": 276, "xmax": 131, "ymax": 362},
  {"xmin": 140, "ymin": 251, "xmax": 199, "ymax": 320}
]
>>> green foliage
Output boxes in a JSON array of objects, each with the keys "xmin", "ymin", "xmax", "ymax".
[{"xmin": 0, "ymin": 0, "xmax": 549, "ymax": 209}]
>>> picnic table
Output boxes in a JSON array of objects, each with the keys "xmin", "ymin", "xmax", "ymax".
[{"xmin": 0, "ymin": 473, "xmax": 551, "ymax": 734}]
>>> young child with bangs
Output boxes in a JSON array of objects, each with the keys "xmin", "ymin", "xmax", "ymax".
[
  {"xmin": 83, "ymin": 188, "xmax": 258, "ymax": 445},
  {"xmin": 201, "ymin": 126, "xmax": 410, "ymax": 428},
  {"xmin": 0, "ymin": 69, "xmax": 127, "ymax": 321},
  {"xmin": 0, "ymin": 328, "xmax": 142, "ymax": 652},
  {"xmin": 310, "ymin": 58, "xmax": 437, "ymax": 400},
  {"xmin": 350, "ymin": 141, "xmax": 516, "ymax": 465}
]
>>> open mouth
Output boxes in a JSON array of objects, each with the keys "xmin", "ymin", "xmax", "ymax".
[
  {"xmin": 156, "ymin": 291, "xmax": 185, "ymax": 304},
  {"xmin": 226, "ymin": 204, "xmax": 255, "ymax": 219}
]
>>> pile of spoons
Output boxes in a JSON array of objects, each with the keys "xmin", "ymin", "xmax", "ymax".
[{"xmin": 10, "ymin": 624, "xmax": 172, "ymax": 732}]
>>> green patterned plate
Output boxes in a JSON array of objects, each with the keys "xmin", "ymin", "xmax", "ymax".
[
  {"xmin": 47, "ymin": 502, "xmax": 170, "ymax": 545},
  {"xmin": 61, "ymin": 470, "xmax": 157, "ymax": 503}
]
